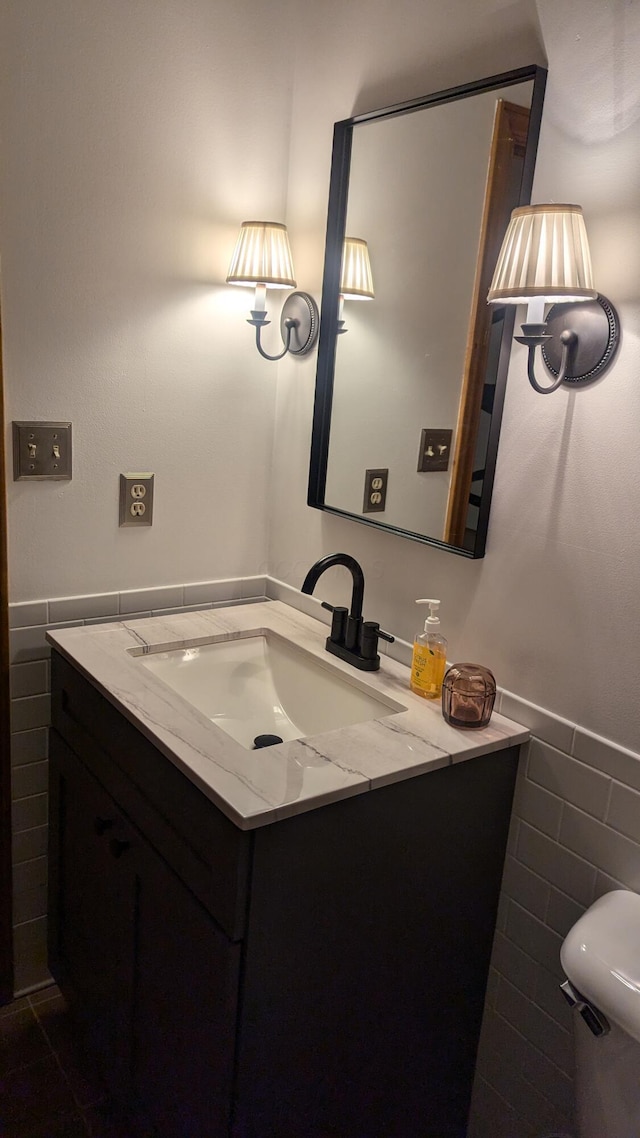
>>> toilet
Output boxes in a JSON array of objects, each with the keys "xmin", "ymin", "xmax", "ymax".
[{"xmin": 561, "ymin": 889, "xmax": 640, "ymax": 1138}]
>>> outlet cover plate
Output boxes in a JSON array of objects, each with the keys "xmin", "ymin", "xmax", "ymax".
[
  {"xmin": 363, "ymin": 468, "xmax": 388, "ymax": 513},
  {"xmin": 119, "ymin": 473, "xmax": 154, "ymax": 527},
  {"xmin": 13, "ymin": 421, "xmax": 72, "ymax": 480}
]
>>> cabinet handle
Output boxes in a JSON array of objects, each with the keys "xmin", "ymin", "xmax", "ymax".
[
  {"xmin": 109, "ymin": 838, "xmax": 131, "ymax": 858},
  {"xmin": 94, "ymin": 816, "xmax": 115, "ymax": 836}
]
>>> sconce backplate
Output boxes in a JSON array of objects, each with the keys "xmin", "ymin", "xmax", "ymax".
[
  {"xmin": 542, "ymin": 293, "xmax": 620, "ymax": 384},
  {"xmin": 280, "ymin": 291, "xmax": 319, "ymax": 356}
]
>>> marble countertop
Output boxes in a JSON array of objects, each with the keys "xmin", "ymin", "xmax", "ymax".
[{"xmin": 47, "ymin": 599, "xmax": 528, "ymax": 830}]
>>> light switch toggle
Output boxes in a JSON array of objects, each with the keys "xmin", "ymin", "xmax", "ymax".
[
  {"xmin": 52, "ymin": 445, "xmax": 60, "ymax": 459},
  {"xmin": 28, "ymin": 443, "xmax": 37, "ymax": 458}
]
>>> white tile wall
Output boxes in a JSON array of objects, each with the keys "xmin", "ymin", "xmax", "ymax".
[
  {"xmin": 470, "ymin": 686, "xmax": 640, "ymax": 1138},
  {"xmin": 8, "ymin": 579, "xmax": 640, "ymax": 1138},
  {"xmin": 47, "ymin": 592, "xmax": 119, "ymax": 623}
]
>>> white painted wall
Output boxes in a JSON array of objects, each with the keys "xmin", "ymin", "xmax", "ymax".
[
  {"xmin": 270, "ymin": 0, "xmax": 640, "ymax": 754},
  {"xmin": 1, "ymin": 0, "xmax": 295, "ymax": 601}
]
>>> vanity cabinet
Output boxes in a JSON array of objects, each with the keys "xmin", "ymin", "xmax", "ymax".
[
  {"xmin": 49, "ymin": 732, "xmax": 241, "ymax": 1136},
  {"xmin": 49, "ymin": 652, "xmax": 519, "ymax": 1138}
]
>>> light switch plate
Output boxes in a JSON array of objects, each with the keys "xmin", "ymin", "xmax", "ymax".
[
  {"xmin": 13, "ymin": 421, "xmax": 72, "ymax": 480},
  {"xmin": 417, "ymin": 428, "xmax": 453, "ymax": 473}
]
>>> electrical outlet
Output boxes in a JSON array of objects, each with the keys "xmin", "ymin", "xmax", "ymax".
[
  {"xmin": 363, "ymin": 468, "xmax": 388, "ymax": 513},
  {"xmin": 13, "ymin": 421, "xmax": 72, "ymax": 480},
  {"xmin": 119, "ymin": 473, "xmax": 154, "ymax": 527}
]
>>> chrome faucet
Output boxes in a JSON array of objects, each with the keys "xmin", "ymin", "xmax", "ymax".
[{"xmin": 301, "ymin": 553, "xmax": 393, "ymax": 672}]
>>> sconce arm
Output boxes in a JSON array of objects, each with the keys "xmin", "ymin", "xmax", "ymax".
[
  {"xmin": 244, "ymin": 293, "xmax": 319, "ymax": 362},
  {"xmin": 515, "ymin": 323, "xmax": 578, "ymax": 395},
  {"xmin": 247, "ymin": 312, "xmax": 296, "ymax": 362}
]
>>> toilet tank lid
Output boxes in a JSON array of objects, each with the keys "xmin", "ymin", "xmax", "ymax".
[{"xmin": 561, "ymin": 890, "xmax": 640, "ymax": 1042}]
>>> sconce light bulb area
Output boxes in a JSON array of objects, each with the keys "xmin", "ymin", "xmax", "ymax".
[
  {"xmin": 253, "ymin": 282, "xmax": 267, "ymax": 313},
  {"xmin": 488, "ymin": 203, "xmax": 620, "ymax": 394},
  {"xmin": 226, "ymin": 220, "xmax": 319, "ymax": 362}
]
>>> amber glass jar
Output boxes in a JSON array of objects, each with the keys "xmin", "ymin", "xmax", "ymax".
[{"xmin": 441, "ymin": 663, "xmax": 496, "ymax": 729}]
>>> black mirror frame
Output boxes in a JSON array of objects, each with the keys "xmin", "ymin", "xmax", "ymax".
[{"xmin": 307, "ymin": 64, "xmax": 548, "ymax": 559}]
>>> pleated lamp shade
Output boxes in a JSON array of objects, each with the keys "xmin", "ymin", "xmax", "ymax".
[
  {"xmin": 487, "ymin": 204, "xmax": 597, "ymax": 305},
  {"xmin": 226, "ymin": 222, "xmax": 296, "ymax": 288},
  {"xmin": 340, "ymin": 238, "xmax": 375, "ymax": 299}
]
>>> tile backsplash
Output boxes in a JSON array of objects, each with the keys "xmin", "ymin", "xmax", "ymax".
[
  {"xmin": 470, "ymin": 705, "xmax": 640, "ymax": 1138},
  {"xmin": 9, "ymin": 577, "xmax": 640, "ymax": 1138}
]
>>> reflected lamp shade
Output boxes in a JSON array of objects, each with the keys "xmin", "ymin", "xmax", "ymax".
[
  {"xmin": 340, "ymin": 237, "xmax": 375, "ymax": 299},
  {"xmin": 226, "ymin": 221, "xmax": 297, "ymax": 288},
  {"xmin": 487, "ymin": 204, "xmax": 597, "ymax": 305}
]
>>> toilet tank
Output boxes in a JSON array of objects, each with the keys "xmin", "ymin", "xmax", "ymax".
[
  {"xmin": 562, "ymin": 890, "xmax": 640, "ymax": 1138},
  {"xmin": 561, "ymin": 889, "xmax": 640, "ymax": 1041}
]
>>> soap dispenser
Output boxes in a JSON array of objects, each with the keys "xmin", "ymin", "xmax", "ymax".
[{"xmin": 410, "ymin": 599, "xmax": 448, "ymax": 700}]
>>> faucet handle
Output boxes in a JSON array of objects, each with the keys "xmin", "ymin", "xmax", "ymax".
[
  {"xmin": 321, "ymin": 602, "xmax": 348, "ymax": 645},
  {"xmin": 363, "ymin": 620, "xmax": 394, "ymax": 644},
  {"xmin": 360, "ymin": 620, "xmax": 394, "ymax": 662}
]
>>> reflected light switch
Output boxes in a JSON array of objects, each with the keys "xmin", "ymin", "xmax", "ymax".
[{"xmin": 417, "ymin": 429, "xmax": 452, "ymax": 473}]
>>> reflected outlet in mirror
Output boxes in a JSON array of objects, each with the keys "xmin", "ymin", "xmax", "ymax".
[{"xmin": 133, "ymin": 630, "xmax": 406, "ymax": 750}]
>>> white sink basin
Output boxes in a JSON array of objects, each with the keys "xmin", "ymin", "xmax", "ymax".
[{"xmin": 134, "ymin": 629, "xmax": 405, "ymax": 750}]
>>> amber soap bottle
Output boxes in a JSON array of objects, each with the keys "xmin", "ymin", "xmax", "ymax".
[{"xmin": 410, "ymin": 599, "xmax": 448, "ymax": 700}]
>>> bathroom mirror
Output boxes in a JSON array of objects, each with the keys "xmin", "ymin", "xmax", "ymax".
[{"xmin": 308, "ymin": 66, "xmax": 547, "ymax": 558}]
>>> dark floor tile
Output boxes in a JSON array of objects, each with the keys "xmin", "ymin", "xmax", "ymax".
[
  {"xmin": 23, "ymin": 1113, "xmax": 89, "ymax": 1137},
  {"xmin": 57, "ymin": 1049, "xmax": 107, "ymax": 1111},
  {"xmin": 31, "ymin": 993, "xmax": 67, "ymax": 1025},
  {"xmin": 0, "ymin": 994, "xmax": 31, "ymax": 1017},
  {"xmin": 83, "ymin": 1099, "xmax": 155, "ymax": 1138},
  {"xmin": 34, "ymin": 995, "xmax": 108, "ymax": 1109},
  {"xmin": 0, "ymin": 1054, "xmax": 78, "ymax": 1133},
  {"xmin": 29, "ymin": 984, "xmax": 62, "ymax": 1007},
  {"xmin": 0, "ymin": 1005, "xmax": 50, "ymax": 1075}
]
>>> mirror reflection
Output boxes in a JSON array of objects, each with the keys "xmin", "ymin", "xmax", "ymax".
[{"xmin": 309, "ymin": 67, "xmax": 547, "ymax": 557}]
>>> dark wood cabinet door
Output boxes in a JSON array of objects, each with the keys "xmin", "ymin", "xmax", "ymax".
[
  {"xmin": 49, "ymin": 728, "xmax": 240, "ymax": 1137},
  {"xmin": 132, "ymin": 839, "xmax": 241, "ymax": 1138},
  {"xmin": 48, "ymin": 730, "xmax": 137, "ymax": 1092}
]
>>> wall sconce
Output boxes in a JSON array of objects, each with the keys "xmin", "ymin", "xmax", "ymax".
[
  {"xmin": 488, "ymin": 204, "xmax": 619, "ymax": 394},
  {"xmin": 338, "ymin": 237, "xmax": 375, "ymax": 334},
  {"xmin": 226, "ymin": 221, "xmax": 319, "ymax": 361}
]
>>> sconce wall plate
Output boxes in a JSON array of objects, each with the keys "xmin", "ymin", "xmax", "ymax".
[
  {"xmin": 279, "ymin": 291, "xmax": 319, "ymax": 356},
  {"xmin": 541, "ymin": 294, "xmax": 619, "ymax": 384}
]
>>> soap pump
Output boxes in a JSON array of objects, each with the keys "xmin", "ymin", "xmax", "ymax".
[{"xmin": 410, "ymin": 599, "xmax": 448, "ymax": 700}]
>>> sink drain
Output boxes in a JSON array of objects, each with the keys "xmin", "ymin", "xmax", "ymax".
[{"xmin": 253, "ymin": 734, "xmax": 284, "ymax": 749}]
